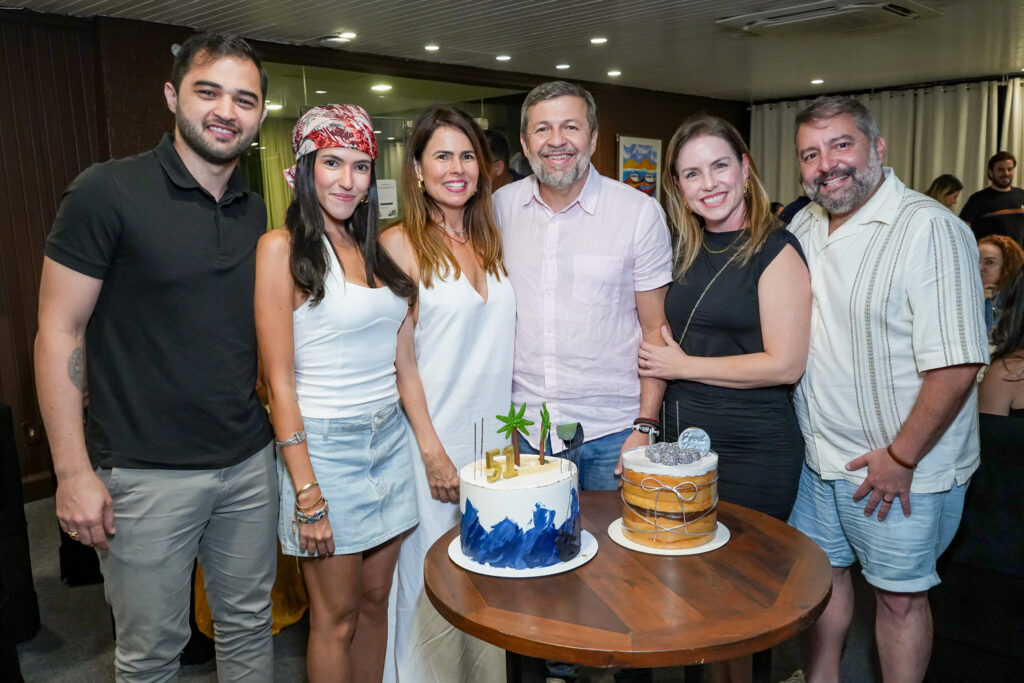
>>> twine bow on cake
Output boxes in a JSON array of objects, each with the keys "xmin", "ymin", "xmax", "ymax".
[{"xmin": 620, "ymin": 472, "xmax": 718, "ymax": 541}]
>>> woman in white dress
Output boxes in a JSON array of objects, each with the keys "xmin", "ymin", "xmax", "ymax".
[{"xmin": 382, "ymin": 107, "xmax": 514, "ymax": 683}]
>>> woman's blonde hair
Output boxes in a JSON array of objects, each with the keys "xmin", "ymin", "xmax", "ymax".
[
  {"xmin": 662, "ymin": 114, "xmax": 777, "ymax": 280},
  {"xmin": 396, "ymin": 107, "xmax": 505, "ymax": 287}
]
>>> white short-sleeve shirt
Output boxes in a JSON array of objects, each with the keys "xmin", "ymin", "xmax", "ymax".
[
  {"xmin": 493, "ymin": 166, "xmax": 672, "ymax": 451},
  {"xmin": 788, "ymin": 169, "xmax": 989, "ymax": 493}
]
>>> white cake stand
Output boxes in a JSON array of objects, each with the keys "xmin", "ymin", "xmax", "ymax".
[
  {"xmin": 448, "ymin": 530, "xmax": 598, "ymax": 578},
  {"xmin": 607, "ymin": 518, "xmax": 730, "ymax": 556}
]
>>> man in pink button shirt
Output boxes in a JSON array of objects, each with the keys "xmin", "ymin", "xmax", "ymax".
[{"xmin": 493, "ymin": 81, "xmax": 673, "ymax": 492}]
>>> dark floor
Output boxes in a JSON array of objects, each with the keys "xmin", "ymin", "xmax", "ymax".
[{"xmin": 15, "ymin": 498, "xmax": 878, "ymax": 682}]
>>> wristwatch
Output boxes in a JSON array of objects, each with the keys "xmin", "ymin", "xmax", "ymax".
[{"xmin": 632, "ymin": 422, "xmax": 660, "ymax": 444}]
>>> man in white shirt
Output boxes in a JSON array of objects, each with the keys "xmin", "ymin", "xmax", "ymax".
[
  {"xmin": 786, "ymin": 96, "xmax": 988, "ymax": 683},
  {"xmin": 493, "ymin": 81, "xmax": 672, "ymax": 492}
]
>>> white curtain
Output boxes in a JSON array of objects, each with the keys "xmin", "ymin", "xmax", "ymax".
[
  {"xmin": 1001, "ymin": 78, "xmax": 1024, "ymax": 173},
  {"xmin": 750, "ymin": 99, "xmax": 813, "ymax": 205},
  {"xmin": 912, "ymin": 82, "xmax": 997, "ymax": 203},
  {"xmin": 750, "ymin": 81, "xmax": 1000, "ymax": 210}
]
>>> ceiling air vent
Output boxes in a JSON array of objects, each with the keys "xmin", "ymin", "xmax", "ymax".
[{"xmin": 716, "ymin": 1, "xmax": 941, "ymax": 36}]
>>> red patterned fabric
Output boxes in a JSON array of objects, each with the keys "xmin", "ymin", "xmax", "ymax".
[{"xmin": 283, "ymin": 104, "xmax": 377, "ymax": 186}]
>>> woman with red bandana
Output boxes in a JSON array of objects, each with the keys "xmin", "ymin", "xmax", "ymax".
[{"xmin": 255, "ymin": 104, "xmax": 418, "ymax": 683}]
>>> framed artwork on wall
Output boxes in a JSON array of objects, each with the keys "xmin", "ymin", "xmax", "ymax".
[{"xmin": 617, "ymin": 135, "xmax": 662, "ymax": 199}]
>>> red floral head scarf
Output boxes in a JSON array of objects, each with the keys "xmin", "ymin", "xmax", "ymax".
[{"xmin": 283, "ymin": 104, "xmax": 377, "ymax": 186}]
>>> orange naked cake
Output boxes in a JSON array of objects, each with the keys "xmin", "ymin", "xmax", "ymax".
[{"xmin": 620, "ymin": 441, "xmax": 719, "ymax": 549}]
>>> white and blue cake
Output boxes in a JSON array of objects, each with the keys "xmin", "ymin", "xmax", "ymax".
[{"xmin": 459, "ymin": 454, "xmax": 581, "ymax": 570}]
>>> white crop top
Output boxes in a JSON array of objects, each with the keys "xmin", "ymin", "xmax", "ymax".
[{"xmin": 293, "ymin": 237, "xmax": 408, "ymax": 418}]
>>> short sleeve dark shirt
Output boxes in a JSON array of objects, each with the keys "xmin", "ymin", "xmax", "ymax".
[
  {"xmin": 959, "ymin": 186, "xmax": 1024, "ymax": 243},
  {"xmin": 45, "ymin": 134, "xmax": 272, "ymax": 469}
]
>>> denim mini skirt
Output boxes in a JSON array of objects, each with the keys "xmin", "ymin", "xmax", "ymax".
[{"xmin": 278, "ymin": 402, "xmax": 419, "ymax": 556}]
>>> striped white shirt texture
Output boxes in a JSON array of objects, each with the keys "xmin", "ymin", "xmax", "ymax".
[{"xmin": 789, "ymin": 169, "xmax": 989, "ymax": 493}]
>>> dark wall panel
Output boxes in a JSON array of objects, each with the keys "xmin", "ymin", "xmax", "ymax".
[
  {"xmin": 0, "ymin": 15, "xmax": 103, "ymax": 499},
  {"xmin": 591, "ymin": 84, "xmax": 750, "ymax": 182},
  {"xmin": 96, "ymin": 18, "xmax": 193, "ymax": 158}
]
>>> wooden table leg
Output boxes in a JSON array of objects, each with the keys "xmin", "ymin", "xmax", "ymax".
[{"xmin": 505, "ymin": 651, "xmax": 547, "ymax": 683}]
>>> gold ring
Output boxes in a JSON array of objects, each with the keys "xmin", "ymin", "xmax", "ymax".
[{"xmin": 68, "ymin": 530, "xmax": 80, "ymax": 538}]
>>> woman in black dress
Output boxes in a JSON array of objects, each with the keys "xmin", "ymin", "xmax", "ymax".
[{"xmin": 639, "ymin": 114, "xmax": 811, "ymax": 522}]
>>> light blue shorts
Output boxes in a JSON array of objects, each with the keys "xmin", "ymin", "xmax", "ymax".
[
  {"xmin": 278, "ymin": 402, "xmax": 419, "ymax": 556},
  {"xmin": 788, "ymin": 463, "xmax": 967, "ymax": 593}
]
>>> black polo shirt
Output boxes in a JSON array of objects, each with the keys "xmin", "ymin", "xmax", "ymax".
[{"xmin": 46, "ymin": 134, "xmax": 272, "ymax": 469}]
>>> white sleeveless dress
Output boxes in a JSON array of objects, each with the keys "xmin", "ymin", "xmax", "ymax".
[{"xmin": 386, "ymin": 268, "xmax": 514, "ymax": 683}]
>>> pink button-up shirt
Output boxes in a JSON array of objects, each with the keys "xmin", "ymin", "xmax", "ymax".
[{"xmin": 493, "ymin": 166, "xmax": 672, "ymax": 451}]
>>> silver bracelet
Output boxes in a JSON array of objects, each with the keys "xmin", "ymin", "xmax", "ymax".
[{"xmin": 275, "ymin": 430, "xmax": 307, "ymax": 448}]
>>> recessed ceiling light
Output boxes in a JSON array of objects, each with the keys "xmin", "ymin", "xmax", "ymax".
[
  {"xmin": 811, "ymin": 78, "xmax": 824, "ymax": 85},
  {"xmin": 387, "ymin": 136, "xmax": 396, "ymax": 141},
  {"xmin": 321, "ymin": 35, "xmax": 350, "ymax": 44},
  {"xmin": 496, "ymin": 55, "xmax": 511, "ymax": 61},
  {"xmin": 607, "ymin": 70, "xmax": 621, "ymax": 77},
  {"xmin": 425, "ymin": 44, "xmax": 440, "ymax": 51},
  {"xmin": 250, "ymin": 142, "xmax": 258, "ymax": 147},
  {"xmin": 266, "ymin": 103, "xmax": 283, "ymax": 110},
  {"xmin": 591, "ymin": 37, "xmax": 608, "ymax": 44},
  {"xmin": 373, "ymin": 130, "xmax": 382, "ymax": 134},
  {"xmin": 339, "ymin": 31, "xmax": 357, "ymax": 40},
  {"xmin": 314, "ymin": 90, "xmax": 326, "ymax": 94},
  {"xmin": 556, "ymin": 64, "xmax": 570, "ymax": 70},
  {"xmin": 371, "ymin": 84, "xmax": 392, "ymax": 92}
]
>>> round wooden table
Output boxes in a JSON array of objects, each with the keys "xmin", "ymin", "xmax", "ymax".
[{"xmin": 424, "ymin": 490, "xmax": 832, "ymax": 681}]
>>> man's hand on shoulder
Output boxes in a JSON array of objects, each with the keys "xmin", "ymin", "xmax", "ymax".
[
  {"xmin": 847, "ymin": 447, "xmax": 914, "ymax": 521},
  {"xmin": 56, "ymin": 468, "xmax": 115, "ymax": 550}
]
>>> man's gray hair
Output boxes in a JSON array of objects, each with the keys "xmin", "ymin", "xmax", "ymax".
[
  {"xmin": 794, "ymin": 96, "xmax": 880, "ymax": 145},
  {"xmin": 520, "ymin": 81, "xmax": 598, "ymax": 138}
]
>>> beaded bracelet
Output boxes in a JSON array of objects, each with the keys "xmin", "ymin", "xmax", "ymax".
[{"xmin": 294, "ymin": 499, "xmax": 329, "ymax": 524}]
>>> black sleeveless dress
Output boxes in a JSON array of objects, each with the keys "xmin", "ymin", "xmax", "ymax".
[{"xmin": 662, "ymin": 228, "xmax": 807, "ymax": 520}]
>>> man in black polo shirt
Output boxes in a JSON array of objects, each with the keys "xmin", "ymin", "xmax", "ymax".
[
  {"xmin": 35, "ymin": 34, "xmax": 275, "ymax": 682},
  {"xmin": 960, "ymin": 151, "xmax": 1024, "ymax": 244}
]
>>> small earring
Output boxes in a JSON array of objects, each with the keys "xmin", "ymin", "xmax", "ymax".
[
  {"xmin": 744, "ymin": 178, "xmax": 751, "ymax": 193},
  {"xmin": 360, "ymin": 195, "xmax": 369, "ymax": 205},
  {"xmin": 681, "ymin": 196, "xmax": 691, "ymax": 213},
  {"xmin": 417, "ymin": 178, "xmax": 424, "ymax": 192}
]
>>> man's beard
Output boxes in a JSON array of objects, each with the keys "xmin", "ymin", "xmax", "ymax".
[
  {"xmin": 528, "ymin": 142, "xmax": 592, "ymax": 190},
  {"xmin": 990, "ymin": 173, "xmax": 1013, "ymax": 190},
  {"xmin": 803, "ymin": 147, "xmax": 883, "ymax": 216},
  {"xmin": 176, "ymin": 107, "xmax": 256, "ymax": 164}
]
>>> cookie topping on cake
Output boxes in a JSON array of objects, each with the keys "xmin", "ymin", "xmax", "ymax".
[{"xmin": 645, "ymin": 427, "xmax": 711, "ymax": 465}]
